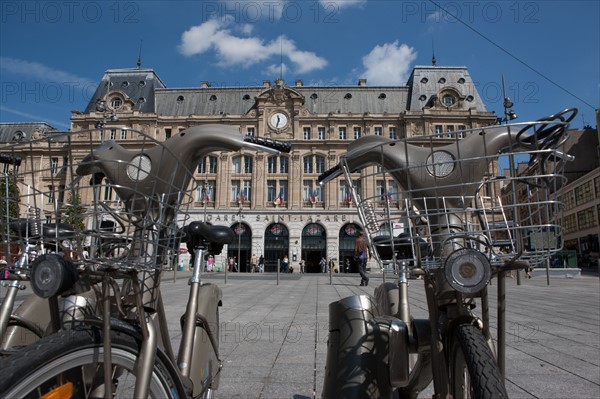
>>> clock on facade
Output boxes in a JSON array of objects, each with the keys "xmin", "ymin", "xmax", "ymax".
[{"xmin": 269, "ymin": 112, "xmax": 288, "ymax": 129}]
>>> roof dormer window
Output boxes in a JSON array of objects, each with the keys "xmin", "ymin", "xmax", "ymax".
[
  {"xmin": 442, "ymin": 94, "xmax": 455, "ymax": 107},
  {"xmin": 110, "ymin": 98, "xmax": 122, "ymax": 110}
]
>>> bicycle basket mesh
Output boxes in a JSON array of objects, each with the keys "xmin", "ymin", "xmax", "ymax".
[
  {"xmin": 0, "ymin": 129, "xmax": 195, "ymax": 272},
  {"xmin": 345, "ymin": 121, "xmax": 569, "ymax": 271}
]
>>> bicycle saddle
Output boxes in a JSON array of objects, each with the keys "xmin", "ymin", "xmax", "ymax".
[{"xmin": 182, "ymin": 221, "xmax": 235, "ymax": 255}]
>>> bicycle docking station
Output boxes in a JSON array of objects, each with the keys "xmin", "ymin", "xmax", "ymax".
[{"xmin": 323, "ymin": 294, "xmax": 414, "ymax": 398}]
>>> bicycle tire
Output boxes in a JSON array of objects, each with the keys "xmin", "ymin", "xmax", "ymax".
[
  {"xmin": 0, "ymin": 326, "xmax": 186, "ymax": 398},
  {"xmin": 374, "ymin": 282, "xmax": 432, "ymax": 399},
  {"xmin": 447, "ymin": 324, "xmax": 507, "ymax": 399}
]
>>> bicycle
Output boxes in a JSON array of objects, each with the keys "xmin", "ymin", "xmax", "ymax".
[
  {"xmin": 318, "ymin": 108, "xmax": 577, "ymax": 398},
  {"xmin": 0, "ymin": 125, "xmax": 290, "ymax": 398}
]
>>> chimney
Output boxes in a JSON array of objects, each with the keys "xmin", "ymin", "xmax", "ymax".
[
  {"xmin": 263, "ymin": 80, "xmax": 271, "ymax": 87},
  {"xmin": 358, "ymin": 79, "xmax": 367, "ymax": 86},
  {"xmin": 295, "ymin": 79, "xmax": 303, "ymax": 87},
  {"xmin": 200, "ymin": 81, "xmax": 211, "ymax": 88}
]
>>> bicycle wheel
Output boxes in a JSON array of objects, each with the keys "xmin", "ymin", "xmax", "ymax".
[
  {"xmin": 0, "ymin": 326, "xmax": 185, "ymax": 398},
  {"xmin": 447, "ymin": 324, "xmax": 507, "ymax": 399}
]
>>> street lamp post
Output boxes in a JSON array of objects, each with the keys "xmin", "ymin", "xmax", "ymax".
[{"xmin": 237, "ymin": 206, "xmax": 242, "ymax": 273}]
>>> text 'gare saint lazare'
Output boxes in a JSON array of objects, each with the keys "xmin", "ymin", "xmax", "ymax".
[{"xmin": 204, "ymin": 213, "xmax": 351, "ymax": 223}]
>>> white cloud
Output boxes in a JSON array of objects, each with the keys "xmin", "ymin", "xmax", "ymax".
[
  {"xmin": 319, "ymin": 0, "xmax": 366, "ymax": 10},
  {"xmin": 0, "ymin": 57, "xmax": 92, "ymax": 85},
  {"xmin": 361, "ymin": 41, "xmax": 417, "ymax": 85},
  {"xmin": 266, "ymin": 63, "xmax": 289, "ymax": 77},
  {"xmin": 178, "ymin": 19, "xmax": 328, "ymax": 73}
]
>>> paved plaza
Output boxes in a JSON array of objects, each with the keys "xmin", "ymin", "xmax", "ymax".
[
  {"xmin": 157, "ymin": 271, "xmax": 600, "ymax": 399},
  {"xmin": 3, "ymin": 271, "xmax": 599, "ymax": 398}
]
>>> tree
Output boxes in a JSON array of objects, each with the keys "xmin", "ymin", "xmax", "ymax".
[
  {"xmin": 62, "ymin": 189, "xmax": 86, "ymax": 234},
  {"xmin": 0, "ymin": 172, "xmax": 21, "ymax": 255}
]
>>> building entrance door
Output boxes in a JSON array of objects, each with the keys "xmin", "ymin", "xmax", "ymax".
[
  {"xmin": 264, "ymin": 223, "xmax": 289, "ymax": 272},
  {"xmin": 339, "ymin": 223, "xmax": 362, "ymax": 273},
  {"xmin": 228, "ymin": 222, "xmax": 252, "ymax": 272},
  {"xmin": 302, "ymin": 223, "xmax": 326, "ymax": 273}
]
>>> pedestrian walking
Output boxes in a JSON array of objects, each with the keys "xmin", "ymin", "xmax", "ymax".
[
  {"xmin": 251, "ymin": 253, "xmax": 258, "ymax": 272},
  {"xmin": 319, "ymin": 257, "xmax": 326, "ymax": 273},
  {"xmin": 354, "ymin": 231, "xmax": 370, "ymax": 286},
  {"xmin": 299, "ymin": 259, "xmax": 306, "ymax": 273},
  {"xmin": 282, "ymin": 255, "xmax": 289, "ymax": 273},
  {"xmin": 258, "ymin": 255, "xmax": 264, "ymax": 272}
]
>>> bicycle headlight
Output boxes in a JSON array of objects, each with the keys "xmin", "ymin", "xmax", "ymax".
[
  {"xmin": 444, "ymin": 248, "xmax": 491, "ymax": 294},
  {"xmin": 30, "ymin": 254, "xmax": 79, "ymax": 298}
]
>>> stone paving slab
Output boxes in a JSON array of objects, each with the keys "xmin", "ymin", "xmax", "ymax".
[
  {"xmin": 3, "ymin": 271, "xmax": 598, "ymax": 398},
  {"xmin": 153, "ymin": 272, "xmax": 600, "ymax": 398}
]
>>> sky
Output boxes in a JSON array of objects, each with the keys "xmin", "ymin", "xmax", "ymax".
[{"xmin": 1, "ymin": 0, "xmax": 598, "ymax": 130}]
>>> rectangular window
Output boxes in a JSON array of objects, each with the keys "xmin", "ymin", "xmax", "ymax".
[
  {"xmin": 303, "ymin": 127, "xmax": 311, "ymax": 140},
  {"xmin": 280, "ymin": 157, "xmax": 289, "ymax": 174},
  {"xmin": 303, "ymin": 180, "xmax": 313, "ymax": 203},
  {"xmin": 354, "ymin": 127, "xmax": 361, "ymax": 140},
  {"xmin": 47, "ymin": 186, "xmax": 55, "ymax": 203},
  {"xmin": 304, "ymin": 156, "xmax": 313, "ymax": 174},
  {"xmin": 315, "ymin": 156, "xmax": 325, "ymax": 174},
  {"xmin": 121, "ymin": 129, "xmax": 127, "ymax": 140},
  {"xmin": 577, "ymin": 207, "xmax": 596, "ymax": 230},
  {"xmin": 340, "ymin": 182, "xmax": 352, "ymax": 205},
  {"xmin": 230, "ymin": 180, "xmax": 240, "ymax": 202},
  {"xmin": 374, "ymin": 127, "xmax": 382, "ymax": 136},
  {"xmin": 318, "ymin": 127, "xmax": 326, "ymax": 140},
  {"xmin": 562, "ymin": 191, "xmax": 575, "ymax": 210},
  {"xmin": 339, "ymin": 127, "xmax": 347, "ymax": 140},
  {"xmin": 389, "ymin": 127, "xmax": 397, "ymax": 140},
  {"xmin": 197, "ymin": 181, "xmax": 215, "ymax": 202},
  {"xmin": 268, "ymin": 157, "xmax": 277, "ymax": 174},
  {"xmin": 279, "ymin": 180, "xmax": 288, "ymax": 204},
  {"xmin": 103, "ymin": 184, "xmax": 113, "ymax": 201},
  {"xmin": 198, "ymin": 158, "xmax": 206, "ymax": 174},
  {"xmin": 50, "ymin": 158, "xmax": 59, "ymax": 174},
  {"xmin": 267, "ymin": 180, "xmax": 276, "ymax": 202},
  {"xmin": 244, "ymin": 156, "xmax": 253, "ymax": 173},
  {"xmin": 446, "ymin": 125, "xmax": 455, "ymax": 138},
  {"xmin": 247, "ymin": 127, "xmax": 255, "ymax": 136},
  {"xmin": 110, "ymin": 129, "xmax": 117, "ymax": 140},
  {"xmin": 575, "ymin": 180, "xmax": 593, "ymax": 206},
  {"xmin": 243, "ymin": 180, "xmax": 252, "ymax": 203},
  {"xmin": 232, "ymin": 158, "xmax": 241, "ymax": 174},
  {"xmin": 208, "ymin": 157, "xmax": 217, "ymax": 174},
  {"xmin": 165, "ymin": 128, "xmax": 172, "ymax": 139},
  {"xmin": 563, "ymin": 213, "xmax": 577, "ymax": 234},
  {"xmin": 99, "ymin": 131, "xmax": 104, "ymax": 142},
  {"xmin": 435, "ymin": 125, "xmax": 443, "ymax": 134}
]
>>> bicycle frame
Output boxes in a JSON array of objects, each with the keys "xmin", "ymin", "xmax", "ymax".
[
  {"xmin": 0, "ymin": 125, "xmax": 290, "ymax": 397},
  {"xmin": 321, "ymin": 110, "xmax": 576, "ymax": 398}
]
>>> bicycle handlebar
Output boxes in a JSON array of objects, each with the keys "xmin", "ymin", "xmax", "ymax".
[
  {"xmin": 75, "ymin": 124, "xmax": 290, "ymax": 210},
  {"xmin": 319, "ymin": 108, "xmax": 576, "ymax": 209}
]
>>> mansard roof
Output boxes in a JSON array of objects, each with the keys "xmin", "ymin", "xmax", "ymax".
[
  {"xmin": 0, "ymin": 122, "xmax": 59, "ymax": 142},
  {"xmin": 83, "ymin": 65, "xmax": 489, "ymax": 117},
  {"xmin": 84, "ymin": 68, "xmax": 166, "ymax": 114},
  {"xmin": 406, "ymin": 66, "xmax": 487, "ymax": 112}
]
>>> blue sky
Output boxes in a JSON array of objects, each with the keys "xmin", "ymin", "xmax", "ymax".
[{"xmin": 1, "ymin": 0, "xmax": 598, "ymax": 130}]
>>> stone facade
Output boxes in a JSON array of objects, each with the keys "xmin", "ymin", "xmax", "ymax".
[{"xmin": 69, "ymin": 65, "xmax": 496, "ymax": 273}]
